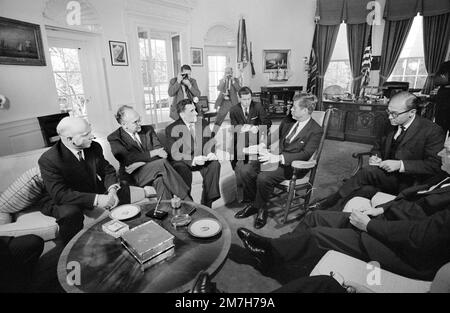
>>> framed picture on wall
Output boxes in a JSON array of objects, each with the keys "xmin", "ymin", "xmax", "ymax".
[
  {"xmin": 0, "ymin": 16, "xmax": 46, "ymax": 66},
  {"xmin": 109, "ymin": 40, "xmax": 129, "ymax": 66},
  {"xmin": 263, "ymin": 49, "xmax": 290, "ymax": 72},
  {"xmin": 191, "ymin": 47, "xmax": 203, "ymax": 67}
]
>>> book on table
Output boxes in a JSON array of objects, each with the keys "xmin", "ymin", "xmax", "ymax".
[{"xmin": 121, "ymin": 220, "xmax": 175, "ymax": 270}]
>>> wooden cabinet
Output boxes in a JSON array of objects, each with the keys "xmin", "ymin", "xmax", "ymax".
[
  {"xmin": 260, "ymin": 86, "xmax": 303, "ymax": 118},
  {"xmin": 324, "ymin": 100, "xmax": 390, "ymax": 144}
]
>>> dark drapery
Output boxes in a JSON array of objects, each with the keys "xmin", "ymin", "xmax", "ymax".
[
  {"xmin": 422, "ymin": 13, "xmax": 450, "ymax": 94},
  {"xmin": 379, "ymin": 18, "xmax": 414, "ymax": 87},
  {"xmin": 346, "ymin": 23, "xmax": 371, "ymax": 95},
  {"xmin": 384, "ymin": 0, "xmax": 450, "ymax": 21},
  {"xmin": 315, "ymin": 24, "xmax": 340, "ymax": 110}
]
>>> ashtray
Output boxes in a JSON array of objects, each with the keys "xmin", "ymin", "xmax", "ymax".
[{"xmin": 170, "ymin": 214, "xmax": 192, "ymax": 228}]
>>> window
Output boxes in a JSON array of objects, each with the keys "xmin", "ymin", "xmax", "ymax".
[
  {"xmin": 49, "ymin": 47, "xmax": 87, "ymax": 118},
  {"xmin": 138, "ymin": 30, "xmax": 173, "ymax": 124},
  {"xmin": 208, "ymin": 55, "xmax": 227, "ymax": 103},
  {"xmin": 324, "ymin": 24, "xmax": 352, "ymax": 94},
  {"xmin": 389, "ymin": 15, "xmax": 426, "ymax": 90}
]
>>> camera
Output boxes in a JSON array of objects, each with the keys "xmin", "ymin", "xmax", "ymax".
[{"xmin": 181, "ymin": 73, "xmax": 189, "ymax": 80}]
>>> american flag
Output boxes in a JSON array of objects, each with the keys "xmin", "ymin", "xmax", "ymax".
[
  {"xmin": 360, "ymin": 28, "xmax": 373, "ymax": 90},
  {"xmin": 237, "ymin": 18, "xmax": 249, "ymax": 69},
  {"xmin": 307, "ymin": 26, "xmax": 318, "ymax": 95}
]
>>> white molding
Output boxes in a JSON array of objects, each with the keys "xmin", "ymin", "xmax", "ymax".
[{"xmin": 0, "ymin": 118, "xmax": 46, "ymax": 156}]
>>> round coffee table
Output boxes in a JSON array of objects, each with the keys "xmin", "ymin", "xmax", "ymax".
[{"xmin": 57, "ymin": 200, "xmax": 231, "ymax": 293}]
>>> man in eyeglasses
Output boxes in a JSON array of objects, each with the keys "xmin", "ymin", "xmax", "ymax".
[{"xmin": 309, "ymin": 91, "xmax": 445, "ymax": 211}]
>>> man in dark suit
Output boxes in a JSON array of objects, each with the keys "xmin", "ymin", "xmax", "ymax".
[
  {"xmin": 168, "ymin": 64, "xmax": 201, "ymax": 120},
  {"xmin": 229, "ymin": 86, "xmax": 272, "ymax": 171},
  {"xmin": 166, "ymin": 99, "xmax": 221, "ymax": 207},
  {"xmin": 0, "ymin": 234, "xmax": 44, "ymax": 292},
  {"xmin": 237, "ymin": 136, "xmax": 450, "ymax": 281},
  {"xmin": 107, "ymin": 106, "xmax": 190, "ymax": 203},
  {"xmin": 234, "ymin": 94, "xmax": 323, "ymax": 229},
  {"xmin": 310, "ymin": 91, "xmax": 445, "ymax": 211},
  {"xmin": 214, "ymin": 67, "xmax": 241, "ymax": 127},
  {"xmin": 38, "ymin": 117, "xmax": 151, "ymax": 243}
]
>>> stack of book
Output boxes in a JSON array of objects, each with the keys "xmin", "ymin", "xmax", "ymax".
[{"xmin": 121, "ymin": 220, "xmax": 175, "ymax": 271}]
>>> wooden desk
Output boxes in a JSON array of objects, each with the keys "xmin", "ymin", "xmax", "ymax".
[
  {"xmin": 324, "ymin": 100, "xmax": 389, "ymax": 144},
  {"xmin": 57, "ymin": 200, "xmax": 231, "ymax": 293}
]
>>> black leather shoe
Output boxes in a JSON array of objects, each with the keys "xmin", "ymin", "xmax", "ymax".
[
  {"xmin": 234, "ymin": 204, "xmax": 258, "ymax": 219},
  {"xmin": 190, "ymin": 271, "xmax": 218, "ymax": 293},
  {"xmin": 254, "ymin": 208, "xmax": 268, "ymax": 229},
  {"xmin": 237, "ymin": 227, "xmax": 273, "ymax": 271}
]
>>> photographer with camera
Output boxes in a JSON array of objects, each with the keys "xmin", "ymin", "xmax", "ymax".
[
  {"xmin": 168, "ymin": 64, "xmax": 201, "ymax": 120},
  {"xmin": 214, "ymin": 67, "xmax": 241, "ymax": 127}
]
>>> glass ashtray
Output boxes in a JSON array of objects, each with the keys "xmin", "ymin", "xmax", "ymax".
[{"xmin": 170, "ymin": 214, "xmax": 192, "ymax": 228}]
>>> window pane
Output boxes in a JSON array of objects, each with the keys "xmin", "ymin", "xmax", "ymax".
[
  {"xmin": 49, "ymin": 46, "xmax": 86, "ymax": 117},
  {"xmin": 388, "ymin": 15, "xmax": 425, "ymax": 89},
  {"xmin": 324, "ymin": 24, "xmax": 352, "ymax": 93},
  {"xmin": 67, "ymin": 72, "xmax": 84, "ymax": 95}
]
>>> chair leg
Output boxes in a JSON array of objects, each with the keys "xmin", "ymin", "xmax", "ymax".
[{"xmin": 283, "ymin": 180, "xmax": 296, "ymax": 224}]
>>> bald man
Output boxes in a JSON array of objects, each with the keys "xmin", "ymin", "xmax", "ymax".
[
  {"xmin": 107, "ymin": 106, "xmax": 191, "ymax": 202},
  {"xmin": 214, "ymin": 67, "xmax": 241, "ymax": 127},
  {"xmin": 38, "ymin": 117, "xmax": 152, "ymax": 243},
  {"xmin": 309, "ymin": 91, "xmax": 446, "ymax": 211}
]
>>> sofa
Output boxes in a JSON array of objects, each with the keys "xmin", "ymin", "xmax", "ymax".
[{"xmin": 0, "ymin": 134, "xmax": 237, "ymax": 252}]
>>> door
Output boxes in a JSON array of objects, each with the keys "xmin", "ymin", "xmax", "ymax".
[{"xmin": 206, "ymin": 47, "xmax": 235, "ymax": 106}]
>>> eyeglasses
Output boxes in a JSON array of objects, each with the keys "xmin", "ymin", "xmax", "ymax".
[{"xmin": 385, "ymin": 108, "xmax": 413, "ymax": 119}]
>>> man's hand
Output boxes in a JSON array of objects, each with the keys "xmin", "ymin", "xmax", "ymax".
[
  {"xmin": 353, "ymin": 206, "xmax": 384, "ymax": 217},
  {"xmin": 177, "ymin": 73, "xmax": 183, "ymax": 83},
  {"xmin": 192, "ymin": 155, "xmax": 207, "ymax": 166},
  {"xmin": 368, "ymin": 155, "xmax": 382, "ymax": 166},
  {"xmin": 378, "ymin": 160, "xmax": 401, "ymax": 172},
  {"xmin": 150, "ymin": 148, "xmax": 167, "ymax": 159},
  {"xmin": 97, "ymin": 194, "xmax": 116, "ymax": 210},
  {"xmin": 125, "ymin": 161, "xmax": 146, "ymax": 174},
  {"xmin": 206, "ymin": 152, "xmax": 218, "ymax": 161},
  {"xmin": 240, "ymin": 124, "xmax": 259, "ymax": 134},
  {"xmin": 349, "ymin": 209, "xmax": 371, "ymax": 232},
  {"xmin": 108, "ymin": 189, "xmax": 119, "ymax": 209},
  {"xmin": 258, "ymin": 152, "xmax": 282, "ymax": 165},
  {"xmin": 183, "ymin": 79, "xmax": 192, "ymax": 89}
]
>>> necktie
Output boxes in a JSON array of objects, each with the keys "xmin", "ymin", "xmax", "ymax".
[
  {"xmin": 286, "ymin": 122, "xmax": 300, "ymax": 143},
  {"xmin": 394, "ymin": 126, "xmax": 406, "ymax": 142},
  {"xmin": 189, "ymin": 123, "xmax": 196, "ymax": 141},
  {"xmin": 134, "ymin": 133, "xmax": 143, "ymax": 149},
  {"xmin": 244, "ymin": 108, "xmax": 249, "ymax": 119},
  {"xmin": 77, "ymin": 151, "xmax": 84, "ymax": 162}
]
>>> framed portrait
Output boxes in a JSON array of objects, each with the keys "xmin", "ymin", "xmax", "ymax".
[
  {"xmin": 0, "ymin": 16, "xmax": 46, "ymax": 66},
  {"xmin": 263, "ymin": 49, "xmax": 290, "ymax": 72},
  {"xmin": 109, "ymin": 40, "xmax": 128, "ymax": 66},
  {"xmin": 191, "ymin": 47, "xmax": 203, "ymax": 67}
]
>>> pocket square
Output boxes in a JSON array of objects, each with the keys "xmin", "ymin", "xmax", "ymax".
[
  {"xmin": 251, "ymin": 117, "xmax": 257, "ymax": 120},
  {"xmin": 300, "ymin": 141, "xmax": 305, "ymax": 144}
]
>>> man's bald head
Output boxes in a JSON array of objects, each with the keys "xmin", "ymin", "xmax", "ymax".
[
  {"xmin": 57, "ymin": 117, "xmax": 89, "ymax": 138},
  {"xmin": 57, "ymin": 117, "xmax": 93, "ymax": 150},
  {"xmin": 387, "ymin": 91, "xmax": 419, "ymax": 126}
]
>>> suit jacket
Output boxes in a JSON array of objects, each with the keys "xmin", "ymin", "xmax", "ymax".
[
  {"xmin": 366, "ymin": 205, "xmax": 450, "ymax": 280},
  {"xmin": 215, "ymin": 77, "xmax": 241, "ymax": 108},
  {"xmin": 107, "ymin": 126, "xmax": 163, "ymax": 182},
  {"xmin": 168, "ymin": 77, "xmax": 201, "ymax": 120},
  {"xmin": 166, "ymin": 118, "xmax": 215, "ymax": 167},
  {"xmin": 376, "ymin": 173, "xmax": 450, "ymax": 221},
  {"xmin": 370, "ymin": 115, "xmax": 445, "ymax": 180},
  {"xmin": 277, "ymin": 116, "xmax": 323, "ymax": 166},
  {"xmin": 38, "ymin": 141, "xmax": 118, "ymax": 209}
]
